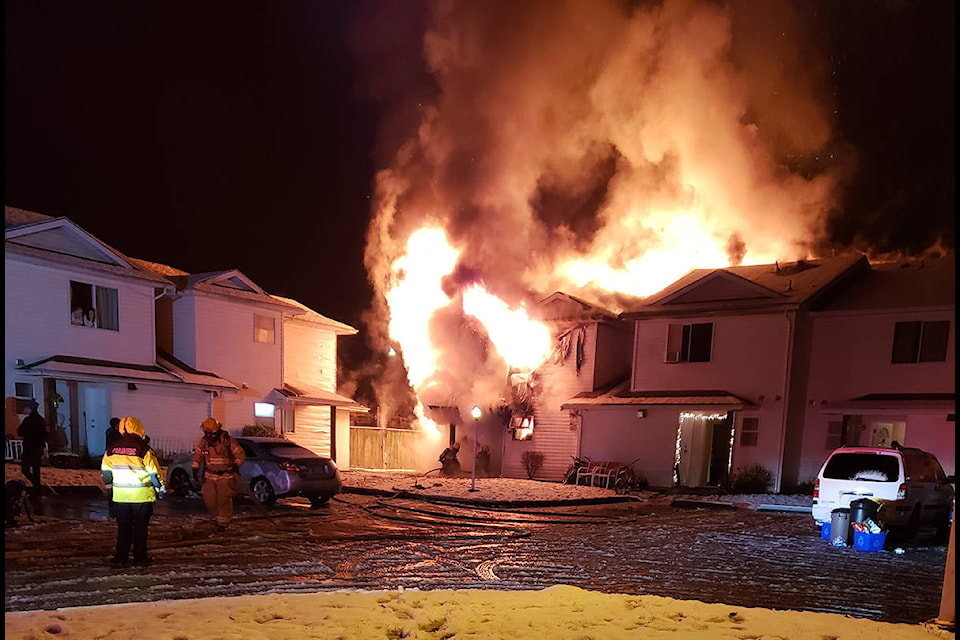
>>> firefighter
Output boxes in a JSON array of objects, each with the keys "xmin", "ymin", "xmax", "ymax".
[
  {"xmin": 101, "ymin": 416, "xmax": 165, "ymax": 567},
  {"xmin": 192, "ymin": 418, "xmax": 245, "ymax": 530}
]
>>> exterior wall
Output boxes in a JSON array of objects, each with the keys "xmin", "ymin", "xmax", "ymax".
[
  {"xmin": 284, "ymin": 321, "xmax": 338, "ymax": 391},
  {"xmin": 288, "ymin": 405, "xmax": 331, "ymax": 457},
  {"xmin": 632, "ymin": 313, "xmax": 789, "ymax": 397},
  {"xmin": 108, "ymin": 383, "xmax": 214, "ymax": 457},
  {"xmin": 502, "ymin": 323, "xmax": 601, "ymax": 481},
  {"xmin": 576, "ymin": 406, "xmax": 678, "ymax": 488},
  {"xmin": 801, "ymin": 308, "xmax": 956, "ymax": 479},
  {"xmin": 631, "ymin": 313, "xmax": 793, "ymax": 489},
  {"xmin": 189, "ymin": 295, "xmax": 283, "ymax": 431},
  {"xmin": 5, "ymin": 258, "xmax": 158, "ymax": 370}
]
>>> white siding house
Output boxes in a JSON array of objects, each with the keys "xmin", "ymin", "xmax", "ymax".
[
  {"xmin": 569, "ymin": 256, "xmax": 872, "ymax": 492},
  {"xmin": 6, "ymin": 206, "xmax": 366, "ymax": 465},
  {"xmin": 5, "ymin": 207, "xmax": 236, "ymax": 457},
  {"xmin": 803, "ymin": 256, "xmax": 955, "ymax": 478},
  {"xmin": 499, "ymin": 293, "xmax": 633, "ymax": 481}
]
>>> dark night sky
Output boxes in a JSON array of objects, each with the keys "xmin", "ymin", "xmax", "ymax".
[{"xmin": 5, "ymin": 2, "xmax": 955, "ymax": 373}]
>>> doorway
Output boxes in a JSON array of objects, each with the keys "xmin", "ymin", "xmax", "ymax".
[{"xmin": 675, "ymin": 411, "xmax": 733, "ymax": 488}]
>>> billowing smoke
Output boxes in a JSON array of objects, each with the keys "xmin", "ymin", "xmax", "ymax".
[{"xmin": 347, "ymin": 0, "xmax": 945, "ymax": 427}]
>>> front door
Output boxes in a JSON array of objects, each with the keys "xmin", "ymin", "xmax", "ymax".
[{"xmin": 82, "ymin": 385, "xmax": 111, "ymax": 456}]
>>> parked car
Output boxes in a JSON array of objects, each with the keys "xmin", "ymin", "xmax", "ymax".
[
  {"xmin": 812, "ymin": 445, "xmax": 954, "ymax": 541},
  {"xmin": 165, "ymin": 436, "xmax": 342, "ymax": 507}
]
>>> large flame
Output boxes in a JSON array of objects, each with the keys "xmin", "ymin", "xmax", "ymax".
[{"xmin": 361, "ymin": 0, "xmax": 855, "ymax": 433}]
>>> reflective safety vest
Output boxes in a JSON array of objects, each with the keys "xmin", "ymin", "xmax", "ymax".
[{"xmin": 101, "ymin": 434, "xmax": 164, "ymax": 503}]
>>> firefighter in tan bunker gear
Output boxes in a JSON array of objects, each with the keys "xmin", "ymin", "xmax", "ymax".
[{"xmin": 192, "ymin": 418, "xmax": 246, "ymax": 530}]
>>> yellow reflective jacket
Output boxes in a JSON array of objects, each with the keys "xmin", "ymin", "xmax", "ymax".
[{"xmin": 100, "ymin": 417, "xmax": 164, "ymax": 503}]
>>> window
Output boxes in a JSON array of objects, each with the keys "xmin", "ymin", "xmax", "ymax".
[
  {"xmin": 891, "ymin": 320, "xmax": 949, "ymax": 363},
  {"xmin": 14, "ymin": 382, "xmax": 35, "ymax": 415},
  {"xmin": 70, "ymin": 281, "xmax": 119, "ymax": 330},
  {"xmin": 740, "ymin": 417, "xmax": 759, "ymax": 447},
  {"xmin": 666, "ymin": 322, "xmax": 713, "ymax": 363},
  {"xmin": 510, "ymin": 414, "xmax": 534, "ymax": 441},
  {"xmin": 254, "ymin": 314, "xmax": 275, "ymax": 344},
  {"xmin": 254, "ymin": 402, "xmax": 276, "ymax": 431}
]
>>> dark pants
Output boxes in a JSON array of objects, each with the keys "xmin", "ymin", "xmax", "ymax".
[
  {"xmin": 20, "ymin": 447, "xmax": 43, "ymax": 489},
  {"xmin": 113, "ymin": 502, "xmax": 154, "ymax": 563}
]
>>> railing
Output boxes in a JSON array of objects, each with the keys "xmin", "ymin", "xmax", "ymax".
[{"xmin": 4, "ymin": 439, "xmax": 49, "ymax": 462}]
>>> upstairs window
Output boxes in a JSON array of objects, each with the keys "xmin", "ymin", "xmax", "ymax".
[
  {"xmin": 665, "ymin": 322, "xmax": 713, "ymax": 363},
  {"xmin": 891, "ymin": 320, "xmax": 949, "ymax": 363},
  {"xmin": 70, "ymin": 281, "xmax": 119, "ymax": 331},
  {"xmin": 254, "ymin": 314, "xmax": 275, "ymax": 344}
]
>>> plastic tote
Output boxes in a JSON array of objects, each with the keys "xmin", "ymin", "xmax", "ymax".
[
  {"xmin": 820, "ymin": 522, "xmax": 831, "ymax": 540},
  {"xmin": 853, "ymin": 530, "xmax": 886, "ymax": 552}
]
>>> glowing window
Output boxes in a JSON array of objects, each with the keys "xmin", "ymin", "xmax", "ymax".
[
  {"xmin": 254, "ymin": 314, "xmax": 275, "ymax": 344},
  {"xmin": 254, "ymin": 403, "xmax": 275, "ymax": 418}
]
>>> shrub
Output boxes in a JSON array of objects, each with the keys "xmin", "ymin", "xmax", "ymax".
[
  {"xmin": 729, "ymin": 464, "xmax": 773, "ymax": 494},
  {"xmin": 520, "ymin": 451, "xmax": 545, "ymax": 479},
  {"xmin": 241, "ymin": 424, "xmax": 280, "ymax": 438},
  {"xmin": 792, "ymin": 479, "xmax": 815, "ymax": 496}
]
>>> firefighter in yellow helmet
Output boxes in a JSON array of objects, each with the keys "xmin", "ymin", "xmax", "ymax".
[
  {"xmin": 192, "ymin": 418, "xmax": 245, "ymax": 530},
  {"xmin": 100, "ymin": 416, "xmax": 165, "ymax": 567}
]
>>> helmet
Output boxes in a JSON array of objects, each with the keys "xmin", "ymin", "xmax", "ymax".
[
  {"xmin": 201, "ymin": 417, "xmax": 222, "ymax": 433},
  {"xmin": 118, "ymin": 416, "xmax": 146, "ymax": 438}
]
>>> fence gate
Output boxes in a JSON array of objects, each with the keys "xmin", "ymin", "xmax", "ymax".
[{"xmin": 349, "ymin": 426, "xmax": 420, "ymax": 471}]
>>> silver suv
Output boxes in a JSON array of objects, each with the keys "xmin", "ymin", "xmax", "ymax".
[{"xmin": 812, "ymin": 445, "xmax": 954, "ymax": 541}]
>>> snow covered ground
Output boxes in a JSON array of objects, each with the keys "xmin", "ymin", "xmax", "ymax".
[{"xmin": 5, "ymin": 463, "xmax": 950, "ymax": 640}]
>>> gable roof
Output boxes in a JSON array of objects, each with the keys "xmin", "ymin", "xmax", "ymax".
[
  {"xmin": 537, "ymin": 292, "xmax": 619, "ymax": 322},
  {"xmin": 271, "ymin": 296, "xmax": 358, "ymax": 335},
  {"xmin": 813, "ymin": 255, "xmax": 955, "ymax": 313},
  {"xmin": 131, "ymin": 259, "xmax": 302, "ymax": 312},
  {"xmin": 5, "ymin": 206, "xmax": 173, "ymax": 286},
  {"xmin": 621, "ymin": 254, "xmax": 869, "ymax": 319}
]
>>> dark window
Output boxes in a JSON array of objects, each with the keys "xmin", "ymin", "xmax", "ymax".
[
  {"xmin": 892, "ymin": 320, "xmax": 949, "ymax": 363},
  {"xmin": 740, "ymin": 417, "xmax": 759, "ymax": 447},
  {"xmin": 666, "ymin": 322, "xmax": 714, "ymax": 363}
]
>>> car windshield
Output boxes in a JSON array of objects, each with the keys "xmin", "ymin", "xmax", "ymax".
[
  {"xmin": 823, "ymin": 453, "xmax": 900, "ymax": 482},
  {"xmin": 254, "ymin": 442, "xmax": 317, "ymax": 459}
]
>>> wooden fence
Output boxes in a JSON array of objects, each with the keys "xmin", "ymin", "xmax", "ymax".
[{"xmin": 349, "ymin": 426, "xmax": 421, "ymax": 471}]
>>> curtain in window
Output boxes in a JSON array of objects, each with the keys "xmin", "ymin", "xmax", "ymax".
[{"xmin": 96, "ymin": 287, "xmax": 119, "ymax": 330}]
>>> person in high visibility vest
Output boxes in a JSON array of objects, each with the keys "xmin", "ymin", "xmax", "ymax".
[
  {"xmin": 192, "ymin": 418, "xmax": 245, "ymax": 530},
  {"xmin": 100, "ymin": 416, "xmax": 165, "ymax": 567}
]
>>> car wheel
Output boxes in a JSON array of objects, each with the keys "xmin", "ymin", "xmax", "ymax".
[
  {"xmin": 309, "ymin": 495, "xmax": 331, "ymax": 508},
  {"xmin": 250, "ymin": 477, "xmax": 276, "ymax": 506},
  {"xmin": 169, "ymin": 468, "xmax": 191, "ymax": 497},
  {"xmin": 932, "ymin": 509, "xmax": 951, "ymax": 544},
  {"xmin": 903, "ymin": 504, "xmax": 922, "ymax": 540}
]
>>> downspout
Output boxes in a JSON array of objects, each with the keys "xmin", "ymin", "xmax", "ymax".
[{"xmin": 775, "ymin": 309, "xmax": 796, "ymax": 493}]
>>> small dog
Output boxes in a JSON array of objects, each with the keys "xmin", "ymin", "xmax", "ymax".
[{"xmin": 5, "ymin": 479, "xmax": 34, "ymax": 528}]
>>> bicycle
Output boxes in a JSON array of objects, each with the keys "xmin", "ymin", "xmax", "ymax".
[{"xmin": 613, "ymin": 458, "xmax": 648, "ymax": 495}]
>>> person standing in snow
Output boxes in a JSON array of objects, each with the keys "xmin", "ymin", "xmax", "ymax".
[
  {"xmin": 101, "ymin": 416, "xmax": 165, "ymax": 567},
  {"xmin": 16, "ymin": 399, "xmax": 48, "ymax": 494},
  {"xmin": 192, "ymin": 418, "xmax": 245, "ymax": 530}
]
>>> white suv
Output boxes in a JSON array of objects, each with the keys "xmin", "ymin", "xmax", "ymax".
[{"xmin": 812, "ymin": 446, "xmax": 954, "ymax": 541}]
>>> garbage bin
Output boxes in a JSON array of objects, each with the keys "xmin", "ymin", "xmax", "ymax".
[
  {"xmin": 849, "ymin": 498, "xmax": 880, "ymax": 525},
  {"xmin": 831, "ymin": 508, "xmax": 851, "ymax": 545}
]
